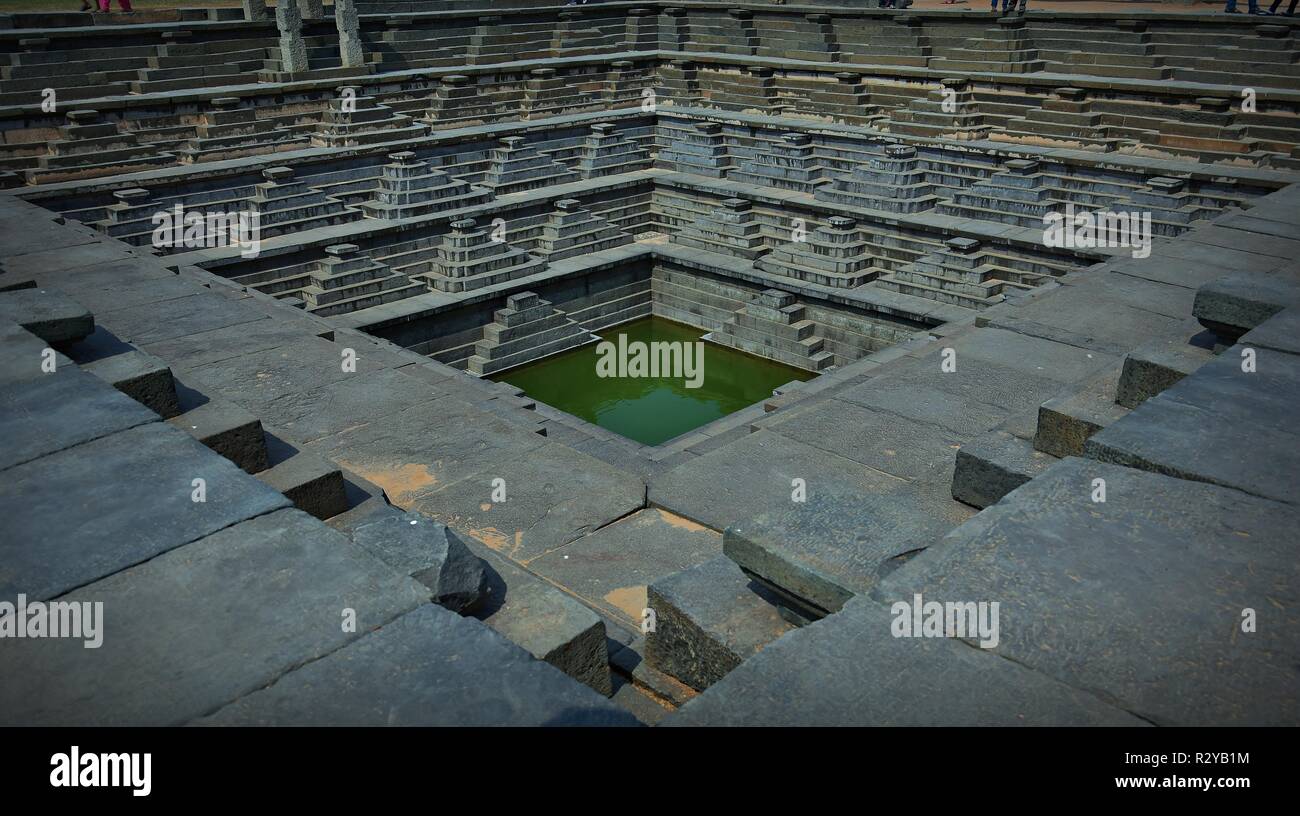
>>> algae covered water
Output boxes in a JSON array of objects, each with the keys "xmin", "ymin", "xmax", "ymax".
[{"xmin": 491, "ymin": 316, "xmax": 814, "ymax": 446}]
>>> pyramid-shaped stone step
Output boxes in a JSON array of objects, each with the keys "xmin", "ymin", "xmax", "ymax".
[
  {"xmin": 533, "ymin": 199, "xmax": 633, "ymax": 263},
  {"xmin": 577, "ymin": 122, "xmax": 651, "ymax": 179},
  {"xmin": 360, "ymin": 151, "xmax": 492, "ymax": 220},
  {"xmin": 671, "ymin": 197, "xmax": 768, "ymax": 261},
  {"xmin": 310, "ymin": 87, "xmax": 426, "ymax": 148},
  {"xmin": 728, "ymin": 132, "xmax": 829, "ymax": 195},
  {"xmin": 815, "ymin": 145, "xmax": 940, "ymax": 214},
  {"xmin": 480, "ymin": 136, "xmax": 579, "ymax": 196},
  {"xmin": 755, "ymin": 216, "xmax": 878, "ymax": 289},
  {"xmin": 414, "ymin": 218, "xmax": 546, "ymax": 294},
  {"xmin": 707, "ymin": 290, "xmax": 836, "ymax": 372},
  {"xmin": 656, "ymin": 121, "xmax": 732, "ymax": 178},
  {"xmin": 467, "ymin": 292, "xmax": 595, "ymax": 376}
]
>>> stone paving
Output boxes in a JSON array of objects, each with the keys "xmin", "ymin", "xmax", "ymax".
[{"xmin": 0, "ymin": 4, "xmax": 1297, "ymax": 726}]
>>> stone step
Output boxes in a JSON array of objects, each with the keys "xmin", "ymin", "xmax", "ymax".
[
  {"xmin": 0, "ymin": 287, "xmax": 94, "ymax": 346},
  {"xmin": 722, "ymin": 486, "xmax": 957, "ymax": 620},
  {"xmin": 706, "ymin": 330, "xmax": 835, "ymax": 373},
  {"xmin": 667, "ymin": 595, "xmax": 1141, "ymax": 726},
  {"xmin": 646, "ymin": 555, "xmax": 795, "ymax": 692},
  {"xmin": 0, "ymin": 508, "xmax": 434, "ymax": 726},
  {"xmin": 1033, "ymin": 362, "xmax": 1129, "ymax": 459},
  {"xmin": 460, "ymin": 536, "xmax": 613, "ymax": 697},
  {"xmin": 167, "ymin": 392, "xmax": 269, "ymax": 474},
  {"xmin": 1193, "ymin": 273, "xmax": 1300, "ymax": 344},
  {"xmin": 200, "ymin": 603, "xmax": 636, "ymax": 727},
  {"xmin": 83, "ymin": 348, "xmax": 180, "ymax": 419},
  {"xmin": 256, "ymin": 448, "xmax": 348, "ymax": 522},
  {"xmin": 870, "ymin": 456, "xmax": 1300, "ymax": 726},
  {"xmin": 952, "ymin": 429, "xmax": 1057, "ymax": 510},
  {"xmin": 1117, "ymin": 334, "xmax": 1217, "ymax": 409},
  {"xmin": 1084, "ymin": 340, "xmax": 1300, "ymax": 507}
]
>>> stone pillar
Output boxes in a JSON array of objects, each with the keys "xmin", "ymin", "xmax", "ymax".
[
  {"xmin": 297, "ymin": 0, "xmax": 324, "ymax": 18},
  {"xmin": 335, "ymin": 0, "xmax": 364, "ymax": 68},
  {"xmin": 276, "ymin": 1, "xmax": 310, "ymax": 75},
  {"xmin": 241, "ymin": 0, "xmax": 267, "ymax": 22}
]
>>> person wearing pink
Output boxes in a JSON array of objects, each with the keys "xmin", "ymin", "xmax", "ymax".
[{"xmin": 96, "ymin": 0, "xmax": 133, "ymax": 11}]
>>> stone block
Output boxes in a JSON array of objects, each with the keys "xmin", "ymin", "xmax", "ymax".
[
  {"xmin": 84, "ymin": 349, "xmax": 180, "ymax": 419},
  {"xmin": 0, "ymin": 509, "xmax": 427, "ymax": 726},
  {"xmin": 256, "ymin": 450, "xmax": 348, "ymax": 520},
  {"xmin": 200, "ymin": 604, "xmax": 637, "ymax": 727},
  {"xmin": 1116, "ymin": 336, "xmax": 1215, "ymax": 409},
  {"xmin": 0, "ymin": 423, "xmax": 289, "ymax": 603},
  {"xmin": 462, "ymin": 537, "xmax": 612, "ymax": 697},
  {"xmin": 723, "ymin": 486, "xmax": 956, "ymax": 617},
  {"xmin": 352, "ymin": 511, "xmax": 487, "ymax": 614},
  {"xmin": 1034, "ymin": 362, "xmax": 1128, "ymax": 458},
  {"xmin": 168, "ymin": 397, "xmax": 269, "ymax": 473},
  {"xmin": 0, "ymin": 366, "xmax": 157, "ymax": 472},
  {"xmin": 646, "ymin": 556, "xmax": 794, "ymax": 691},
  {"xmin": 0, "ymin": 287, "xmax": 93, "ymax": 345},
  {"xmin": 0, "ymin": 322, "xmax": 72, "ymax": 386},
  {"xmin": 668, "ymin": 596, "xmax": 1143, "ymax": 727},
  {"xmin": 526, "ymin": 508, "xmax": 722, "ymax": 631},
  {"xmin": 1084, "ymin": 348, "xmax": 1300, "ymax": 506},
  {"xmin": 1194, "ymin": 274, "xmax": 1300, "ymax": 344},
  {"xmin": 875, "ymin": 458, "xmax": 1300, "ymax": 725},
  {"xmin": 952, "ymin": 429, "xmax": 1055, "ymax": 509}
]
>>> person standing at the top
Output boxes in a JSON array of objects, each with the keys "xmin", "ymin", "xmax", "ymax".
[{"xmin": 992, "ymin": 0, "xmax": 1028, "ymax": 15}]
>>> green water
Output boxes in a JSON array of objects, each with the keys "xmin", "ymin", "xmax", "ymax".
[{"xmin": 492, "ymin": 316, "xmax": 815, "ymax": 446}]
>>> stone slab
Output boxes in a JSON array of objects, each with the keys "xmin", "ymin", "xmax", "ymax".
[
  {"xmin": 836, "ymin": 372, "xmax": 1011, "ymax": 438},
  {"xmin": 992, "ymin": 282, "xmax": 1184, "ymax": 354},
  {"xmin": 0, "ymin": 365, "xmax": 158, "ymax": 472},
  {"xmin": 1239, "ymin": 307, "xmax": 1300, "ymax": 356},
  {"xmin": 200, "ymin": 604, "xmax": 637, "ymax": 727},
  {"xmin": 875, "ymin": 458, "xmax": 1300, "ymax": 726},
  {"xmin": 188, "ymin": 336, "xmax": 374, "ymax": 416},
  {"xmin": 0, "ymin": 509, "xmax": 429, "ymax": 726},
  {"xmin": 405, "ymin": 440, "xmax": 645, "ymax": 564},
  {"xmin": 99, "ymin": 291, "xmax": 264, "ymax": 346},
  {"xmin": 305, "ymin": 397, "xmax": 549, "ymax": 507},
  {"xmin": 253, "ymin": 366, "xmax": 449, "ymax": 444},
  {"xmin": 649, "ymin": 430, "xmax": 916, "ymax": 533},
  {"xmin": 1084, "ymin": 347, "xmax": 1300, "ymax": 506},
  {"xmin": 527, "ymin": 508, "xmax": 722, "ymax": 630},
  {"xmin": 760, "ymin": 397, "xmax": 962, "ymax": 481},
  {"xmin": 723, "ymin": 484, "xmax": 957, "ymax": 616},
  {"xmin": 668, "ymin": 596, "xmax": 1144, "ymax": 727},
  {"xmin": 0, "ymin": 286, "xmax": 93, "ymax": 345},
  {"xmin": 139, "ymin": 315, "xmax": 317, "ymax": 373},
  {"xmin": 0, "ymin": 322, "xmax": 72, "ymax": 386},
  {"xmin": 0, "ymin": 422, "xmax": 289, "ymax": 603}
]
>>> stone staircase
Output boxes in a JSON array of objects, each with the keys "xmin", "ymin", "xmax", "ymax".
[
  {"xmin": 414, "ymin": 217, "xmax": 546, "ymax": 294},
  {"xmin": 706, "ymin": 289, "xmax": 835, "ymax": 373},
  {"xmin": 755, "ymin": 216, "xmax": 879, "ymax": 290},
  {"xmin": 466, "ymin": 291, "xmax": 597, "ymax": 376}
]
